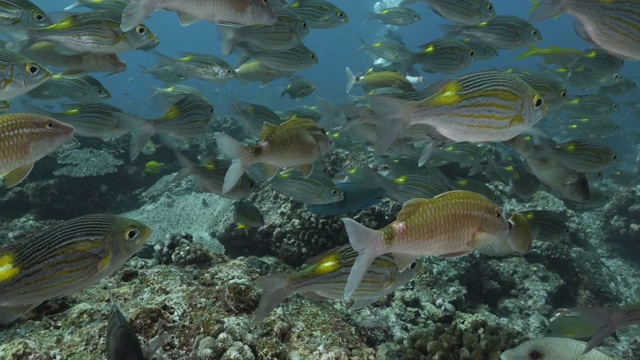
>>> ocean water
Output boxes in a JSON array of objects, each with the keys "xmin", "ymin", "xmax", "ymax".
[{"xmin": 0, "ymin": 1, "xmax": 639, "ymax": 359}]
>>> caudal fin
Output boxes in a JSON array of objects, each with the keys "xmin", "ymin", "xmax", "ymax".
[
  {"xmin": 252, "ymin": 274, "xmax": 293, "ymax": 323},
  {"xmin": 345, "ymin": 67, "xmax": 357, "ymax": 93},
  {"xmin": 215, "ymin": 132, "xmax": 249, "ymax": 194},
  {"xmin": 342, "ymin": 218, "xmax": 382, "ymax": 300},
  {"xmin": 217, "ymin": 26, "xmax": 238, "ymax": 56},
  {"xmin": 529, "ymin": 0, "xmax": 566, "ymax": 22},
  {"xmin": 366, "ymin": 94, "xmax": 413, "ymax": 155},
  {"xmin": 121, "ymin": 0, "xmax": 153, "ymax": 32}
]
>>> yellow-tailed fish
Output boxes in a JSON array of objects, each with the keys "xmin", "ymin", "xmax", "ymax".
[
  {"xmin": 343, "ymin": 190, "xmax": 509, "ymax": 299},
  {"xmin": 281, "ymin": 75, "xmax": 316, "ymax": 100},
  {"xmin": 253, "ymin": 245, "xmax": 422, "ymax": 322},
  {"xmin": 233, "ymin": 201, "xmax": 264, "ymax": 229},
  {"xmin": 0, "ymin": 214, "xmax": 151, "ymax": 325},
  {"xmin": 501, "ymin": 337, "xmax": 614, "ymax": 359},
  {"xmin": 368, "ymin": 7, "xmax": 421, "ymax": 26},
  {"xmin": 121, "ymin": 0, "xmax": 277, "ymax": 32},
  {"xmin": 367, "ymin": 70, "xmax": 547, "ymax": 154},
  {"xmin": 242, "ymin": 42, "xmax": 318, "ymax": 72},
  {"xmin": 0, "ymin": 48, "xmax": 51, "ymax": 100},
  {"xmin": 214, "ymin": 118, "xmax": 333, "ymax": 194},
  {"xmin": 0, "ymin": 113, "xmax": 74, "ymax": 187},
  {"xmin": 422, "ymin": 0, "xmax": 495, "ymax": 25}
]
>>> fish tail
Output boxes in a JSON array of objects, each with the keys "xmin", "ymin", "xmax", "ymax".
[
  {"xmin": 121, "ymin": 0, "xmax": 153, "ymax": 32},
  {"xmin": 517, "ymin": 44, "xmax": 540, "ymax": 60},
  {"xmin": 63, "ymin": 2, "xmax": 81, "ymax": 10},
  {"xmin": 217, "ymin": 26, "xmax": 238, "ymax": 57},
  {"xmin": 342, "ymin": 218, "xmax": 381, "ymax": 300},
  {"xmin": 215, "ymin": 132, "xmax": 249, "ymax": 194},
  {"xmin": 0, "ymin": 303, "xmax": 40, "ymax": 325},
  {"xmin": 345, "ymin": 67, "xmax": 356, "ymax": 93},
  {"xmin": 252, "ymin": 274, "xmax": 294, "ymax": 323},
  {"xmin": 529, "ymin": 0, "xmax": 567, "ymax": 22},
  {"xmin": 367, "ymin": 95, "xmax": 412, "ymax": 155},
  {"xmin": 128, "ymin": 120, "xmax": 155, "ymax": 161},
  {"xmin": 575, "ymin": 307, "xmax": 618, "ymax": 354},
  {"xmin": 172, "ymin": 151, "xmax": 194, "ymax": 183}
]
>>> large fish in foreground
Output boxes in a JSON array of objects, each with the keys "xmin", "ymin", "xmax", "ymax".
[
  {"xmin": 0, "ymin": 214, "xmax": 151, "ymax": 325},
  {"xmin": 0, "ymin": 113, "xmax": 74, "ymax": 187},
  {"xmin": 121, "ymin": 0, "xmax": 277, "ymax": 32},
  {"xmin": 342, "ymin": 190, "xmax": 510, "ymax": 299},
  {"xmin": 501, "ymin": 337, "xmax": 614, "ymax": 360}
]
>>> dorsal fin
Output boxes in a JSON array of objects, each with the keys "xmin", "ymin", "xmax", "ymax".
[{"xmin": 259, "ymin": 122, "xmax": 278, "ymax": 140}]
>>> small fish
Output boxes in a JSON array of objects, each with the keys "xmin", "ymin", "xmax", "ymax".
[
  {"xmin": 414, "ymin": 37, "xmax": 476, "ymax": 75},
  {"xmin": 548, "ymin": 302, "xmax": 640, "ymax": 355},
  {"xmin": 151, "ymin": 85, "xmax": 206, "ymax": 107},
  {"xmin": 121, "ymin": 0, "xmax": 277, "ymax": 32},
  {"xmin": 520, "ymin": 209, "xmax": 568, "ymax": 241},
  {"xmin": 442, "ymin": 15, "xmax": 542, "ymax": 50},
  {"xmin": 266, "ymin": 169, "xmax": 343, "ymax": 205},
  {"xmin": 66, "ymin": 0, "xmax": 129, "ymax": 12},
  {"xmin": 530, "ymin": 0, "xmax": 640, "ymax": 60},
  {"xmin": 152, "ymin": 51, "xmax": 237, "ymax": 83},
  {"xmin": 233, "ymin": 201, "xmax": 264, "ymax": 229},
  {"xmin": 215, "ymin": 118, "xmax": 333, "ymax": 194},
  {"xmin": 423, "ymin": 0, "xmax": 496, "ymax": 25},
  {"xmin": 477, "ymin": 212, "xmax": 535, "ymax": 257},
  {"xmin": 140, "ymin": 64, "xmax": 188, "ymax": 85},
  {"xmin": 0, "ymin": 48, "xmax": 51, "ymax": 100},
  {"xmin": 346, "ymin": 67, "xmax": 416, "ymax": 94},
  {"xmin": 356, "ymin": 36, "xmax": 414, "ymax": 63},
  {"xmin": 144, "ymin": 160, "xmax": 164, "ymax": 174},
  {"xmin": 501, "ymin": 337, "xmax": 614, "ymax": 359},
  {"xmin": 173, "ymin": 151, "xmax": 255, "ymax": 200},
  {"xmin": 241, "ymin": 42, "xmax": 318, "ymax": 72},
  {"xmin": 281, "ymin": 75, "xmax": 316, "ymax": 100},
  {"xmin": 154, "ymin": 94, "xmax": 213, "ymax": 144},
  {"xmin": 288, "ymin": 0, "xmax": 349, "ymax": 29},
  {"xmin": 106, "ymin": 300, "xmax": 145, "ymax": 360},
  {"xmin": 306, "ymin": 182, "xmax": 386, "ymax": 216},
  {"xmin": 542, "ymin": 138, "xmax": 617, "ymax": 173},
  {"xmin": 369, "ymin": 7, "xmax": 421, "ymax": 26},
  {"xmin": 458, "ymin": 35, "xmax": 499, "ymax": 60},
  {"xmin": 559, "ymin": 94, "xmax": 619, "ymax": 118},
  {"xmin": 0, "ymin": 214, "xmax": 151, "ymax": 325},
  {"xmin": 517, "ymin": 45, "xmax": 586, "ymax": 66},
  {"xmin": 343, "ymin": 190, "xmax": 509, "ymax": 299},
  {"xmin": 235, "ymin": 59, "xmax": 293, "ymax": 86},
  {"xmin": 597, "ymin": 76, "xmax": 636, "ymax": 96},
  {"xmin": 26, "ymin": 73, "xmax": 111, "ymax": 102},
  {"xmin": 253, "ymin": 245, "xmax": 422, "ymax": 322},
  {"xmin": 0, "ymin": 113, "xmax": 74, "ymax": 187},
  {"xmin": 228, "ymin": 91, "xmax": 282, "ymax": 136}
]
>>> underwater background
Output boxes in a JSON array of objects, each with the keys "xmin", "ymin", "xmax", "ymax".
[{"xmin": 0, "ymin": 0, "xmax": 639, "ymax": 359}]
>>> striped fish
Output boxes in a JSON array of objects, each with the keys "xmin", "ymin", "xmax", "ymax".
[
  {"xmin": 0, "ymin": 113, "xmax": 74, "ymax": 187},
  {"xmin": 369, "ymin": 7, "xmax": 421, "ymax": 26},
  {"xmin": 267, "ymin": 168, "xmax": 343, "ymax": 205},
  {"xmin": 152, "ymin": 51, "xmax": 237, "ymax": 83},
  {"xmin": 0, "ymin": 48, "xmax": 51, "ymax": 101},
  {"xmin": 0, "ymin": 0, "xmax": 51, "ymax": 30},
  {"xmin": 229, "ymin": 92, "xmax": 282, "ymax": 136},
  {"xmin": 443, "ymin": 15, "xmax": 542, "ymax": 50},
  {"xmin": 65, "ymin": 0, "xmax": 129, "ymax": 12},
  {"xmin": 520, "ymin": 209, "xmax": 568, "ymax": 241},
  {"xmin": 508, "ymin": 69, "xmax": 569, "ymax": 110},
  {"xmin": 543, "ymin": 138, "xmax": 618, "ymax": 173},
  {"xmin": 14, "ymin": 41, "xmax": 127, "ymax": 74},
  {"xmin": 565, "ymin": 117, "xmax": 620, "ymax": 138},
  {"xmin": 559, "ymin": 94, "xmax": 619, "ymax": 118},
  {"xmin": 0, "ymin": 214, "xmax": 151, "ymax": 325},
  {"xmin": 414, "ymin": 37, "xmax": 476, "ymax": 75},
  {"xmin": 244, "ymin": 42, "xmax": 318, "ymax": 72},
  {"xmin": 252, "ymin": 245, "xmax": 423, "ymax": 322},
  {"xmin": 423, "ymin": 0, "xmax": 495, "ymax": 25},
  {"xmin": 343, "ymin": 190, "xmax": 509, "ymax": 299},
  {"xmin": 26, "ymin": 73, "xmax": 111, "ymax": 102},
  {"xmin": 367, "ymin": 70, "xmax": 548, "ymax": 154},
  {"xmin": 288, "ymin": 0, "xmax": 349, "ymax": 29},
  {"xmin": 154, "ymin": 93, "xmax": 213, "ymax": 142},
  {"xmin": 530, "ymin": 0, "xmax": 640, "ymax": 60}
]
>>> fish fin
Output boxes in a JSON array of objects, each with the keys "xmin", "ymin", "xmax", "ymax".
[
  {"xmin": 517, "ymin": 44, "xmax": 539, "ymax": 60},
  {"xmin": 172, "ymin": 151, "xmax": 194, "ymax": 183},
  {"xmin": 392, "ymin": 253, "xmax": 418, "ymax": 272},
  {"xmin": 476, "ymin": 239, "xmax": 511, "ymax": 257},
  {"xmin": 417, "ymin": 140, "xmax": 435, "ymax": 167},
  {"xmin": 366, "ymin": 95, "xmax": 413, "ymax": 155},
  {"xmin": 259, "ymin": 122, "xmax": 278, "ymax": 141},
  {"xmin": 438, "ymin": 24, "xmax": 460, "ymax": 36},
  {"xmin": 583, "ymin": 323, "xmax": 617, "ymax": 354},
  {"xmin": 0, "ymin": 303, "xmax": 39, "ymax": 325},
  {"xmin": 304, "ymin": 291, "xmax": 332, "ymax": 302},
  {"xmin": 297, "ymin": 163, "xmax": 314, "ymax": 177},
  {"xmin": 3, "ymin": 163, "xmax": 34, "ymax": 188},
  {"xmin": 342, "ymin": 218, "xmax": 381, "ymax": 300},
  {"xmin": 345, "ymin": 67, "xmax": 356, "ymax": 93},
  {"xmin": 529, "ymin": 0, "xmax": 566, "ymax": 22},
  {"xmin": 439, "ymin": 251, "xmax": 470, "ymax": 258},
  {"xmin": 214, "ymin": 132, "xmax": 249, "ymax": 194},
  {"xmin": 396, "ymin": 198, "xmax": 427, "ymax": 222},
  {"xmin": 474, "ymin": 231, "xmax": 503, "ymax": 249},
  {"xmin": 571, "ymin": 307, "xmax": 617, "ymax": 354},
  {"xmin": 120, "ymin": 0, "xmax": 153, "ymax": 32},
  {"xmin": 217, "ymin": 25, "xmax": 238, "ymax": 56},
  {"xmin": 176, "ymin": 11, "xmax": 200, "ymax": 26},
  {"xmin": 128, "ymin": 121, "xmax": 154, "ymax": 161},
  {"xmin": 252, "ymin": 274, "xmax": 293, "ymax": 323},
  {"xmin": 262, "ymin": 164, "xmax": 281, "ymax": 181},
  {"xmin": 156, "ymin": 134, "xmax": 183, "ymax": 150},
  {"xmin": 349, "ymin": 298, "xmax": 378, "ymax": 310}
]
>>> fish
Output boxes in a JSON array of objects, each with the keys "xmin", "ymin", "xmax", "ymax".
[
  {"xmin": 151, "ymin": 85, "xmax": 206, "ymax": 107},
  {"xmin": 501, "ymin": 338, "xmax": 614, "ymax": 359},
  {"xmin": 517, "ymin": 45, "xmax": 587, "ymax": 66},
  {"xmin": 519, "ymin": 210, "xmax": 568, "ymax": 241},
  {"xmin": 305, "ymin": 182, "xmax": 386, "ymax": 216},
  {"xmin": 529, "ymin": 0, "xmax": 640, "ymax": 60},
  {"xmin": 477, "ymin": 212, "xmax": 535, "ymax": 257},
  {"xmin": 153, "ymin": 93, "xmax": 214, "ymax": 145},
  {"xmin": 366, "ymin": 70, "xmax": 547, "ymax": 154},
  {"xmin": 458, "ymin": 35, "xmax": 499, "ymax": 59},
  {"xmin": 144, "ymin": 160, "xmax": 164, "ymax": 174},
  {"xmin": 240, "ymin": 42, "xmax": 318, "ymax": 72},
  {"xmin": 152, "ymin": 51, "xmax": 237, "ymax": 83},
  {"xmin": 106, "ymin": 300, "xmax": 145, "ymax": 360},
  {"xmin": 281, "ymin": 75, "xmax": 316, "ymax": 100},
  {"xmin": 0, "ymin": 0, "xmax": 51, "ymax": 37},
  {"xmin": 422, "ymin": 0, "xmax": 496, "ymax": 25},
  {"xmin": 141, "ymin": 64, "xmax": 188, "ymax": 84},
  {"xmin": 228, "ymin": 91, "xmax": 282, "ymax": 136},
  {"xmin": 442, "ymin": 15, "xmax": 542, "ymax": 50},
  {"xmin": 0, "ymin": 48, "xmax": 51, "ymax": 100},
  {"xmin": 266, "ymin": 168, "xmax": 343, "ymax": 205},
  {"xmin": 413, "ymin": 37, "xmax": 476, "ymax": 75},
  {"xmin": 26, "ymin": 73, "xmax": 111, "ymax": 102},
  {"xmin": 343, "ymin": 190, "xmax": 510, "ymax": 299},
  {"xmin": 368, "ymin": 7, "xmax": 421, "ymax": 26},
  {"xmin": 0, "ymin": 214, "xmax": 151, "ymax": 325},
  {"xmin": 288, "ymin": 0, "xmax": 349, "ymax": 29},
  {"xmin": 507, "ymin": 69, "xmax": 569, "ymax": 111},
  {"xmin": 253, "ymin": 245, "xmax": 422, "ymax": 322},
  {"xmin": 541, "ymin": 138, "xmax": 617, "ymax": 173},
  {"xmin": 558, "ymin": 94, "xmax": 619, "ymax": 118},
  {"xmin": 0, "ymin": 113, "xmax": 75, "ymax": 187},
  {"xmin": 215, "ymin": 118, "xmax": 334, "ymax": 194},
  {"xmin": 235, "ymin": 59, "xmax": 293, "ymax": 86},
  {"xmin": 173, "ymin": 151, "xmax": 255, "ymax": 200},
  {"xmin": 597, "ymin": 76, "xmax": 636, "ymax": 96},
  {"xmin": 121, "ymin": 0, "xmax": 277, "ymax": 32},
  {"xmin": 346, "ymin": 67, "xmax": 416, "ymax": 93},
  {"xmin": 233, "ymin": 201, "xmax": 265, "ymax": 229},
  {"xmin": 66, "ymin": 0, "xmax": 130, "ymax": 12},
  {"xmin": 564, "ymin": 117, "xmax": 620, "ymax": 138},
  {"xmin": 356, "ymin": 36, "xmax": 414, "ymax": 63}
]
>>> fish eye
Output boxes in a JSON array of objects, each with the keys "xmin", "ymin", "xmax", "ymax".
[
  {"xmin": 33, "ymin": 12, "xmax": 46, "ymax": 22},
  {"xmin": 612, "ymin": 154, "xmax": 617, "ymax": 160},
  {"xmin": 495, "ymin": 210, "xmax": 501, "ymax": 218},
  {"xmin": 410, "ymin": 262, "xmax": 417, "ymax": 269},
  {"xmin": 413, "ymin": 14, "xmax": 420, "ymax": 19},
  {"xmin": 612, "ymin": 103, "xmax": 619, "ymax": 109},
  {"xmin": 487, "ymin": 4, "xmax": 493, "ymax": 10},
  {"xmin": 45, "ymin": 121, "xmax": 53, "ymax": 129},
  {"xmin": 25, "ymin": 64, "xmax": 40, "ymax": 75},
  {"xmin": 226, "ymin": 69, "xmax": 233, "ymax": 74},
  {"xmin": 338, "ymin": 11, "xmax": 345, "ymax": 18},
  {"xmin": 613, "ymin": 73, "xmax": 621, "ymax": 80},
  {"xmin": 97, "ymin": 88, "xmax": 104, "ymax": 94},
  {"xmin": 469, "ymin": 50, "xmax": 475, "ymax": 57},
  {"xmin": 527, "ymin": 350, "xmax": 542, "ymax": 359},
  {"xmin": 263, "ymin": 0, "xmax": 268, "ymax": 4},
  {"xmin": 135, "ymin": 25, "xmax": 147, "ymax": 35},
  {"xmin": 532, "ymin": 95, "xmax": 543, "ymax": 109},
  {"xmin": 331, "ymin": 189, "xmax": 339, "ymax": 196},
  {"xmin": 310, "ymin": 53, "xmax": 316, "ymax": 59},
  {"xmin": 302, "ymin": 21, "xmax": 307, "ymax": 28},
  {"xmin": 124, "ymin": 227, "xmax": 140, "ymax": 241},
  {"xmin": 560, "ymin": 90, "xmax": 567, "ymax": 98}
]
